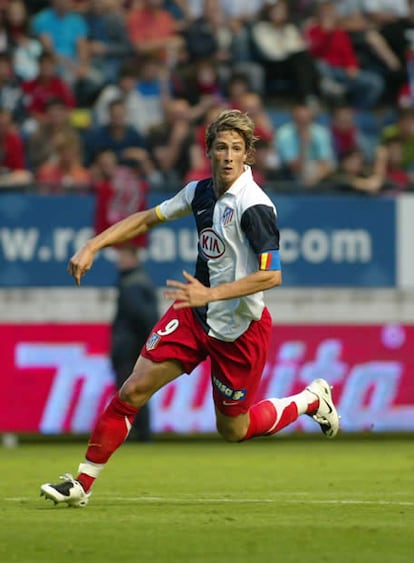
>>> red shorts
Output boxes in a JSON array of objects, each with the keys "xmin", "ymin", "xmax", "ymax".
[{"xmin": 141, "ymin": 304, "xmax": 272, "ymax": 416}]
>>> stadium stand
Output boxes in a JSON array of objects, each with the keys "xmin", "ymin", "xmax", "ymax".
[{"xmin": 0, "ymin": 0, "xmax": 413, "ymax": 196}]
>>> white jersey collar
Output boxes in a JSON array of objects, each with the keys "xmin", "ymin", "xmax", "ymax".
[{"xmin": 224, "ymin": 165, "xmax": 253, "ymax": 197}]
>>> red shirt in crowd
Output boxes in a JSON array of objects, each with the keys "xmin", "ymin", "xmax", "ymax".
[
  {"xmin": 306, "ymin": 25, "xmax": 359, "ymax": 70},
  {"xmin": 0, "ymin": 130, "xmax": 25, "ymax": 170},
  {"xmin": 93, "ymin": 165, "xmax": 149, "ymax": 248},
  {"xmin": 331, "ymin": 125, "xmax": 358, "ymax": 157},
  {"xmin": 22, "ymin": 77, "xmax": 76, "ymax": 116},
  {"xmin": 387, "ymin": 168, "xmax": 410, "ymax": 190},
  {"xmin": 127, "ymin": 6, "xmax": 176, "ymax": 47}
]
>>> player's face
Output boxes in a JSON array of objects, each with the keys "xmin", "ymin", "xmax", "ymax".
[{"xmin": 209, "ymin": 130, "xmax": 247, "ymax": 192}]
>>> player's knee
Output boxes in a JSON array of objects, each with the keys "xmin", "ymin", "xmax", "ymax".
[
  {"xmin": 120, "ymin": 376, "xmax": 153, "ymax": 408},
  {"xmin": 216, "ymin": 422, "xmax": 246, "ymax": 443}
]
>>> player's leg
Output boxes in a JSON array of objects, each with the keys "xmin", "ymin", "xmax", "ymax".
[
  {"xmin": 239, "ymin": 309, "xmax": 339, "ymax": 439},
  {"xmin": 76, "ymin": 357, "xmax": 184, "ymax": 486},
  {"xmin": 112, "ymin": 358, "xmax": 151, "ymax": 442},
  {"xmin": 210, "ymin": 309, "xmax": 339, "ymax": 442},
  {"xmin": 214, "ymin": 385, "xmax": 320, "ymax": 442},
  {"xmin": 40, "ymin": 304, "xmax": 206, "ymax": 507},
  {"xmin": 214, "ymin": 409, "xmax": 249, "ymax": 442},
  {"xmin": 215, "ymin": 379, "xmax": 339, "ymax": 442},
  {"xmin": 40, "ymin": 357, "xmax": 182, "ymax": 507},
  {"xmin": 214, "ymin": 395, "xmax": 316, "ymax": 441},
  {"xmin": 209, "ymin": 307, "xmax": 275, "ymax": 442},
  {"xmin": 241, "ymin": 380, "xmax": 340, "ymax": 440}
]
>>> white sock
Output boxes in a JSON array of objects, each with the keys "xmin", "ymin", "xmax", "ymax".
[
  {"xmin": 78, "ymin": 460, "xmax": 105, "ymax": 479},
  {"xmin": 284, "ymin": 389, "xmax": 318, "ymax": 415}
]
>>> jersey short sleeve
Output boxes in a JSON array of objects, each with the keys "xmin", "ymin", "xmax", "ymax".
[
  {"xmin": 156, "ymin": 181, "xmax": 197, "ymax": 221},
  {"xmin": 240, "ymin": 204, "xmax": 281, "ymax": 271}
]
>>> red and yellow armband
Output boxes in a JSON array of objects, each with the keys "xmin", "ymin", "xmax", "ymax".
[{"xmin": 258, "ymin": 250, "xmax": 281, "ymax": 271}]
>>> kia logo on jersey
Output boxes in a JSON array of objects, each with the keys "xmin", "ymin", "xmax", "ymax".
[{"xmin": 199, "ymin": 228, "xmax": 225, "ymax": 259}]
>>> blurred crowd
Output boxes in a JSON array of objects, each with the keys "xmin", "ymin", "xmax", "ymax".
[{"xmin": 1, "ymin": 0, "xmax": 414, "ymax": 230}]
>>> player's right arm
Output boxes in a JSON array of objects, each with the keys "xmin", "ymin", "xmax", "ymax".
[
  {"xmin": 68, "ymin": 207, "xmax": 163, "ymax": 286},
  {"xmin": 68, "ymin": 182, "xmax": 197, "ymax": 286}
]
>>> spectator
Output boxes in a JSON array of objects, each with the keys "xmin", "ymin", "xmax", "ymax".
[
  {"xmin": 250, "ymin": 0, "xmax": 320, "ymax": 103},
  {"xmin": 0, "ymin": 52, "xmax": 26, "ymax": 125},
  {"xmin": 90, "ymin": 149, "xmax": 150, "ymax": 246},
  {"xmin": 219, "ymin": 0, "xmax": 267, "ymax": 62},
  {"xmin": 404, "ymin": 0, "xmax": 414, "ymax": 51},
  {"xmin": 276, "ymin": 102, "xmax": 336, "ymax": 188},
  {"xmin": 31, "ymin": 0, "xmax": 88, "ymax": 72},
  {"xmin": 93, "ymin": 63, "xmax": 144, "ymax": 133},
  {"xmin": 22, "ymin": 51, "xmax": 76, "ymax": 122},
  {"xmin": 71, "ymin": 0, "xmax": 90, "ymax": 13},
  {"xmin": 225, "ymin": 71, "xmax": 252, "ymax": 109},
  {"xmin": 330, "ymin": 145, "xmax": 388, "ymax": 194},
  {"xmin": 185, "ymin": 0, "xmax": 204, "ymax": 20},
  {"xmin": 31, "ymin": 0, "xmax": 102, "ymax": 105},
  {"xmin": 36, "ymin": 130, "xmax": 91, "ymax": 193},
  {"xmin": 330, "ymin": 102, "xmax": 374, "ymax": 161},
  {"xmin": 0, "ymin": 108, "xmax": 33, "ymax": 188},
  {"xmin": 305, "ymin": 1, "xmax": 384, "ymax": 109},
  {"xmin": 364, "ymin": 0, "xmax": 410, "ymax": 64},
  {"xmin": 134, "ymin": 54, "xmax": 171, "ymax": 133},
  {"xmin": 172, "ymin": 57, "xmax": 223, "ymax": 121},
  {"xmin": 381, "ymin": 107, "xmax": 414, "ymax": 169},
  {"xmin": 5, "ymin": 0, "xmax": 43, "ymax": 81},
  {"xmin": 397, "ymin": 81, "xmax": 413, "ymax": 108},
  {"xmin": 177, "ymin": 0, "xmax": 265, "ymax": 95},
  {"xmin": 84, "ymin": 98, "xmax": 147, "ymax": 165},
  {"xmin": 337, "ymin": 1, "xmax": 403, "ymax": 69},
  {"xmin": 26, "ymin": 97, "xmax": 79, "ymax": 171},
  {"xmin": 371, "ymin": 0, "xmax": 414, "ymax": 104},
  {"xmin": 251, "ymin": 137, "xmax": 280, "ymax": 189},
  {"xmin": 337, "ymin": 0, "xmax": 407, "ymax": 103},
  {"xmin": 183, "ymin": 1, "xmax": 220, "ymax": 62},
  {"xmin": 330, "ymin": 103, "xmax": 358, "ymax": 158},
  {"xmin": 84, "ymin": 0, "xmax": 132, "ymax": 85},
  {"xmin": 146, "ymin": 97, "xmax": 195, "ymax": 187},
  {"xmin": 400, "ymin": 0, "xmax": 414, "ymax": 104},
  {"xmin": 163, "ymin": 0, "xmax": 191, "ymax": 32},
  {"xmin": 289, "ymin": 0, "xmax": 316, "ymax": 23},
  {"xmin": 185, "ymin": 103, "xmax": 226, "ymax": 183},
  {"xmin": 6, "ymin": 0, "xmax": 31, "ymax": 43},
  {"xmin": 110, "ymin": 244, "xmax": 159, "ymax": 443},
  {"xmin": 126, "ymin": 0, "xmax": 185, "ymax": 66},
  {"xmin": 382, "ymin": 136, "xmax": 411, "ymax": 191},
  {"xmin": 237, "ymin": 92, "xmax": 274, "ymax": 144},
  {"xmin": 0, "ymin": 9, "xmax": 11, "ymax": 53},
  {"xmin": 93, "ymin": 57, "xmax": 169, "ymax": 136}
]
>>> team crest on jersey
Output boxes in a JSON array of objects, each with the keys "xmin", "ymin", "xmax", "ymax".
[
  {"xmin": 222, "ymin": 206, "xmax": 234, "ymax": 226},
  {"xmin": 199, "ymin": 228, "xmax": 225, "ymax": 259},
  {"xmin": 146, "ymin": 332, "xmax": 161, "ymax": 351}
]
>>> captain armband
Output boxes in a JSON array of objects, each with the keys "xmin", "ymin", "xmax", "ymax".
[{"xmin": 258, "ymin": 250, "xmax": 281, "ymax": 271}]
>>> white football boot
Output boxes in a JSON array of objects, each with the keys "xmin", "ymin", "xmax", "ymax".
[
  {"xmin": 306, "ymin": 378, "xmax": 340, "ymax": 438},
  {"xmin": 40, "ymin": 473, "xmax": 91, "ymax": 507}
]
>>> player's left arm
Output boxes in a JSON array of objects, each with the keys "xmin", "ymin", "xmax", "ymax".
[
  {"xmin": 165, "ymin": 268, "xmax": 281, "ymax": 309},
  {"xmin": 165, "ymin": 204, "xmax": 282, "ymax": 308}
]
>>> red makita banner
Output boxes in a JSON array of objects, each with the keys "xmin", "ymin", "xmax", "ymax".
[{"xmin": 1, "ymin": 324, "xmax": 413, "ymax": 434}]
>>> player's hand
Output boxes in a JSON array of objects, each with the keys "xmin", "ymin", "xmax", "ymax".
[
  {"xmin": 67, "ymin": 244, "xmax": 95, "ymax": 286},
  {"xmin": 164, "ymin": 271, "xmax": 211, "ymax": 309}
]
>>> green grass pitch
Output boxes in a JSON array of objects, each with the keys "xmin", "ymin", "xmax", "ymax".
[{"xmin": 0, "ymin": 437, "xmax": 413, "ymax": 563}]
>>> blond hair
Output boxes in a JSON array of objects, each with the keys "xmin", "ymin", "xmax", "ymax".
[{"xmin": 206, "ymin": 109, "xmax": 258, "ymax": 165}]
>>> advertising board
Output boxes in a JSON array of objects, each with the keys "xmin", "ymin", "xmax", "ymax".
[
  {"xmin": 1, "ymin": 323, "xmax": 413, "ymax": 434},
  {"xmin": 0, "ymin": 194, "xmax": 397, "ymax": 287}
]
